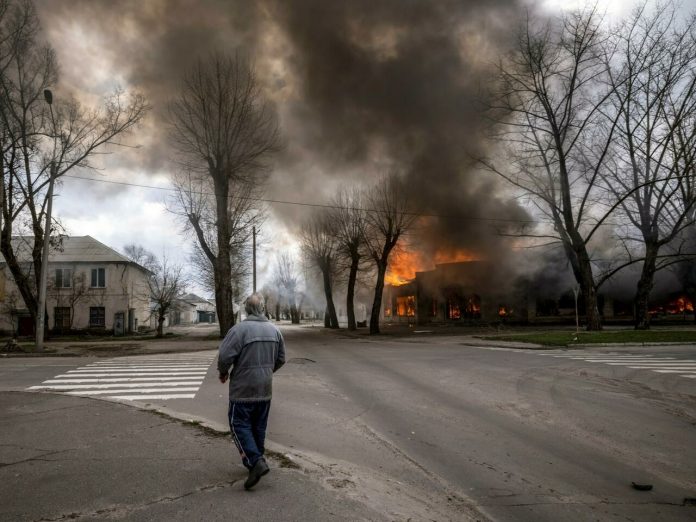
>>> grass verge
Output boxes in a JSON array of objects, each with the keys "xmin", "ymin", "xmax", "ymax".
[{"xmin": 479, "ymin": 330, "xmax": 696, "ymax": 347}]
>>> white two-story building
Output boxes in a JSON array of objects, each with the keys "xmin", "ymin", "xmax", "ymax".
[{"xmin": 0, "ymin": 236, "xmax": 151, "ymax": 336}]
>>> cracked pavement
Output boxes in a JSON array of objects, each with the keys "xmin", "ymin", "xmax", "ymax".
[{"xmin": 0, "ymin": 392, "xmax": 384, "ymax": 521}]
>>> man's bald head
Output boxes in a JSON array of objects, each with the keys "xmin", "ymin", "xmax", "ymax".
[{"xmin": 244, "ymin": 293, "xmax": 265, "ymax": 316}]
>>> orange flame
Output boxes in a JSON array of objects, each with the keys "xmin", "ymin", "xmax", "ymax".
[
  {"xmin": 386, "ymin": 248, "xmax": 480, "ymax": 286},
  {"xmin": 667, "ymin": 296, "xmax": 694, "ymax": 314},
  {"xmin": 649, "ymin": 296, "xmax": 694, "ymax": 316}
]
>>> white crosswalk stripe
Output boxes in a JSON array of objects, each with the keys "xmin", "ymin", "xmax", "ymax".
[
  {"xmin": 538, "ymin": 352, "xmax": 696, "ymax": 379},
  {"xmin": 28, "ymin": 352, "xmax": 216, "ymax": 401}
]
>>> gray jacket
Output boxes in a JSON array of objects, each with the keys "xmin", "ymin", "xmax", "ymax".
[{"xmin": 217, "ymin": 314, "xmax": 285, "ymax": 402}]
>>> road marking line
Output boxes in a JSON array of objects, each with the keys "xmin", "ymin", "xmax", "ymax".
[
  {"xmin": 608, "ymin": 363, "xmax": 696, "ymax": 366},
  {"xmin": 566, "ymin": 359, "xmax": 678, "ymax": 362},
  {"xmin": 627, "ymin": 366, "xmax": 696, "ymax": 370},
  {"xmin": 549, "ymin": 354, "xmax": 661, "ymax": 358},
  {"xmin": 83, "ymin": 366, "xmax": 212, "ymax": 369},
  {"xmin": 68, "ymin": 367, "xmax": 210, "ymax": 371},
  {"xmin": 92, "ymin": 355, "xmax": 215, "ymax": 358},
  {"xmin": 30, "ymin": 382, "xmax": 202, "ymax": 390},
  {"xmin": 54, "ymin": 372, "xmax": 207, "ymax": 378},
  {"xmin": 29, "ymin": 355, "xmax": 215, "ymax": 401},
  {"xmin": 88, "ymin": 359, "xmax": 215, "ymax": 363},
  {"xmin": 568, "ymin": 356, "xmax": 675, "ymax": 360},
  {"xmin": 41, "ymin": 377, "xmax": 209, "ymax": 383},
  {"xmin": 83, "ymin": 363, "xmax": 210, "ymax": 369},
  {"xmin": 645, "ymin": 369, "xmax": 696, "ymax": 373},
  {"xmin": 66, "ymin": 388, "xmax": 200, "ymax": 395},
  {"xmin": 109, "ymin": 394, "xmax": 196, "ymax": 400}
]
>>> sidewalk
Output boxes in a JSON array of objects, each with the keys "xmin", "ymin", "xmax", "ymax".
[
  {"xmin": 1, "ymin": 325, "xmax": 221, "ymax": 358},
  {"xmin": 0, "ymin": 392, "xmax": 384, "ymax": 521}
]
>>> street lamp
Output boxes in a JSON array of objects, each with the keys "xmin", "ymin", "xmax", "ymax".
[{"xmin": 35, "ymin": 89, "xmax": 57, "ymax": 351}]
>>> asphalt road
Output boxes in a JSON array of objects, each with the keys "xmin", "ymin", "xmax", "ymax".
[{"xmin": 2, "ymin": 326, "xmax": 695, "ymax": 521}]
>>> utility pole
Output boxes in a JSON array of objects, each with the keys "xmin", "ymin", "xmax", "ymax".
[
  {"xmin": 252, "ymin": 226, "xmax": 257, "ymax": 293},
  {"xmin": 36, "ymin": 89, "xmax": 56, "ymax": 351}
]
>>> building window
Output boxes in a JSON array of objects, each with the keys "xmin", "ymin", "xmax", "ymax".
[
  {"xmin": 464, "ymin": 295, "xmax": 481, "ymax": 319},
  {"xmin": 91, "ymin": 268, "xmax": 106, "ymax": 288},
  {"xmin": 55, "ymin": 268, "xmax": 72, "ymax": 288},
  {"xmin": 447, "ymin": 300, "xmax": 461, "ymax": 320},
  {"xmin": 396, "ymin": 296, "xmax": 416, "ymax": 317},
  {"xmin": 89, "ymin": 307, "xmax": 105, "ymax": 327},
  {"xmin": 54, "ymin": 307, "xmax": 71, "ymax": 330}
]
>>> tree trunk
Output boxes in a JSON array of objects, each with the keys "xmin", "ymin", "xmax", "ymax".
[
  {"xmin": 214, "ymin": 178, "xmax": 233, "ymax": 338},
  {"xmin": 214, "ymin": 259, "xmax": 233, "ymax": 337},
  {"xmin": 0, "ymin": 235, "xmax": 39, "ymax": 322},
  {"xmin": 346, "ymin": 256, "xmax": 359, "ymax": 331},
  {"xmin": 369, "ymin": 262, "xmax": 387, "ymax": 335},
  {"xmin": 275, "ymin": 302, "xmax": 280, "ymax": 321},
  {"xmin": 156, "ymin": 315, "xmax": 165, "ymax": 338},
  {"xmin": 634, "ymin": 243, "xmax": 659, "ymax": 330},
  {"xmin": 290, "ymin": 291, "xmax": 300, "ymax": 324},
  {"xmin": 290, "ymin": 303, "xmax": 299, "ymax": 323},
  {"xmin": 322, "ymin": 264, "xmax": 339, "ymax": 329},
  {"xmin": 574, "ymin": 251, "xmax": 602, "ymax": 331},
  {"xmin": 324, "ymin": 310, "xmax": 331, "ymax": 328}
]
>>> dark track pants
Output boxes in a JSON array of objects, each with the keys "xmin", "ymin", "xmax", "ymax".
[{"xmin": 228, "ymin": 400, "xmax": 271, "ymax": 469}]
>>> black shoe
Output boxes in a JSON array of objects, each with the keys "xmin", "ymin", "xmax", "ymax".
[{"xmin": 244, "ymin": 458, "xmax": 269, "ymax": 490}]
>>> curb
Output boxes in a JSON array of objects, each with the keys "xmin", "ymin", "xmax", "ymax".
[{"xmin": 463, "ymin": 339, "xmax": 695, "ymax": 349}]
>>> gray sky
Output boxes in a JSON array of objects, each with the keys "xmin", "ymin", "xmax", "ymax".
[{"xmin": 33, "ymin": 0, "xmax": 692, "ymax": 297}]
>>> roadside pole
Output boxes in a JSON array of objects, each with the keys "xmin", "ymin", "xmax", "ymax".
[
  {"xmin": 36, "ymin": 89, "xmax": 56, "ymax": 351},
  {"xmin": 252, "ymin": 226, "xmax": 257, "ymax": 293}
]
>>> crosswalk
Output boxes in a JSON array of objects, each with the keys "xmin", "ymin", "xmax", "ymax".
[
  {"xmin": 537, "ymin": 352, "xmax": 696, "ymax": 379},
  {"xmin": 28, "ymin": 352, "xmax": 217, "ymax": 401}
]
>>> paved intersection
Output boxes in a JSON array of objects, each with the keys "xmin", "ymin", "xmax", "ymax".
[
  {"xmin": 536, "ymin": 351, "xmax": 696, "ymax": 379},
  {"xmin": 28, "ymin": 352, "xmax": 217, "ymax": 400}
]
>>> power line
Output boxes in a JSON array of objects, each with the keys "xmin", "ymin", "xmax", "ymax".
[{"xmin": 62, "ymin": 173, "xmax": 542, "ymax": 224}]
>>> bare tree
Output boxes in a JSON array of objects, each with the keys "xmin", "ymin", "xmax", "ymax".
[
  {"xmin": 0, "ymin": 0, "xmax": 148, "ymax": 329},
  {"xmin": 484, "ymin": 6, "xmax": 621, "ymax": 330},
  {"xmin": 123, "ymin": 243, "xmax": 158, "ymax": 272},
  {"xmin": 123, "ymin": 244, "xmax": 186, "ymax": 338},
  {"xmin": 259, "ymin": 282, "xmax": 277, "ymax": 319},
  {"xmin": 601, "ymin": 2, "xmax": 696, "ymax": 329},
  {"xmin": 167, "ymin": 53, "xmax": 279, "ymax": 338},
  {"xmin": 300, "ymin": 211, "xmax": 339, "ymax": 328},
  {"xmin": 363, "ymin": 174, "xmax": 415, "ymax": 334},
  {"xmin": 330, "ymin": 186, "xmax": 367, "ymax": 330},
  {"xmin": 149, "ymin": 256, "xmax": 186, "ymax": 338},
  {"xmin": 187, "ymin": 232, "xmax": 253, "ymax": 306},
  {"xmin": 274, "ymin": 252, "xmax": 301, "ymax": 324}
]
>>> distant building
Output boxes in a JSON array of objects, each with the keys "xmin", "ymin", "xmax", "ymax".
[
  {"xmin": 169, "ymin": 293, "xmax": 217, "ymax": 325},
  {"xmin": 0, "ymin": 236, "xmax": 151, "ymax": 335}
]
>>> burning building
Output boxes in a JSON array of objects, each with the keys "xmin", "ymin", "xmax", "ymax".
[
  {"xmin": 381, "ymin": 256, "xmax": 695, "ymax": 326},
  {"xmin": 382, "ymin": 260, "xmax": 532, "ymax": 325}
]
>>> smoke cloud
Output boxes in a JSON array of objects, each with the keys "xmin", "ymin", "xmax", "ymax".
[{"xmin": 35, "ymin": 0, "xmax": 529, "ymax": 265}]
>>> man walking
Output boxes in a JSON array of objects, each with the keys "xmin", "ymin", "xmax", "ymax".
[{"xmin": 218, "ymin": 293, "xmax": 285, "ymax": 490}]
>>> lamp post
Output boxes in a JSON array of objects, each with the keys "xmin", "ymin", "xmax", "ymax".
[
  {"xmin": 252, "ymin": 226, "xmax": 257, "ymax": 293},
  {"xmin": 36, "ymin": 89, "xmax": 56, "ymax": 351}
]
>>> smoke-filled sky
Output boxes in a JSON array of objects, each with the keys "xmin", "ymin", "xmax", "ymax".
[{"xmin": 33, "ymin": 0, "xmax": 656, "ymax": 295}]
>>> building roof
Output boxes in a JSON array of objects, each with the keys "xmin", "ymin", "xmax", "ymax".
[
  {"xmin": 178, "ymin": 293, "xmax": 216, "ymax": 306},
  {"xmin": 1, "ymin": 236, "xmax": 149, "ymax": 272}
]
